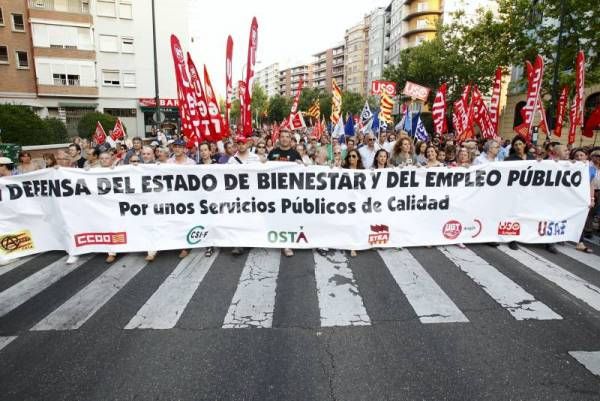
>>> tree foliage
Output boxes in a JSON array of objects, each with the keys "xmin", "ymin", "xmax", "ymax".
[
  {"xmin": 0, "ymin": 105, "xmax": 68, "ymax": 145},
  {"xmin": 77, "ymin": 112, "xmax": 120, "ymax": 139},
  {"xmin": 341, "ymin": 91, "xmax": 366, "ymax": 117},
  {"xmin": 251, "ymin": 83, "xmax": 269, "ymax": 121},
  {"xmin": 267, "ymin": 95, "xmax": 291, "ymax": 123},
  {"xmin": 230, "ymin": 99, "xmax": 241, "ymax": 124}
]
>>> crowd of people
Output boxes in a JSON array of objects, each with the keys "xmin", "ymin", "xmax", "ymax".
[{"xmin": 1, "ymin": 126, "xmax": 599, "ymax": 262}]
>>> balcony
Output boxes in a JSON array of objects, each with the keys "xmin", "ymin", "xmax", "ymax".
[
  {"xmin": 34, "ymin": 47, "xmax": 95, "ymax": 59},
  {"xmin": 403, "ymin": 5, "xmax": 442, "ymax": 21},
  {"xmin": 29, "ymin": 0, "xmax": 92, "ymax": 24},
  {"xmin": 37, "ymin": 84, "xmax": 98, "ymax": 97}
]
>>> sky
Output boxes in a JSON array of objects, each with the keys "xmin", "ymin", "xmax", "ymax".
[{"xmin": 188, "ymin": 0, "xmax": 390, "ymax": 98}]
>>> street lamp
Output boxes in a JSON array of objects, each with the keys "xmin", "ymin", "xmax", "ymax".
[{"xmin": 151, "ymin": 0, "xmax": 161, "ymax": 133}]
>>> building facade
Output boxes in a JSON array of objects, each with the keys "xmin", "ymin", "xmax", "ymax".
[
  {"xmin": 367, "ymin": 7, "xmax": 388, "ymax": 94},
  {"xmin": 1, "ymin": 0, "xmax": 189, "ymax": 138},
  {"xmin": 344, "ymin": 17, "xmax": 369, "ymax": 96},
  {"xmin": 386, "ymin": 0, "xmax": 402, "ymax": 67},
  {"xmin": 312, "ymin": 43, "xmax": 345, "ymax": 94},
  {"xmin": 254, "ymin": 62, "xmax": 279, "ymax": 98},
  {"xmin": 0, "ymin": 0, "xmax": 39, "ymax": 108}
]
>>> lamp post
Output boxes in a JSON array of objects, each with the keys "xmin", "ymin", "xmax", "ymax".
[
  {"xmin": 547, "ymin": 0, "xmax": 566, "ymax": 134},
  {"xmin": 151, "ymin": 0, "xmax": 161, "ymax": 133}
]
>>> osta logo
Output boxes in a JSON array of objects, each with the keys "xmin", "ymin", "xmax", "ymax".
[
  {"xmin": 267, "ymin": 227, "xmax": 308, "ymax": 244},
  {"xmin": 369, "ymin": 224, "xmax": 389, "ymax": 245},
  {"xmin": 498, "ymin": 222, "xmax": 520, "ymax": 236},
  {"xmin": 0, "ymin": 230, "xmax": 34, "ymax": 255},
  {"xmin": 75, "ymin": 232, "xmax": 127, "ymax": 247},
  {"xmin": 442, "ymin": 220, "xmax": 462, "ymax": 240},
  {"xmin": 187, "ymin": 225, "xmax": 209, "ymax": 245}
]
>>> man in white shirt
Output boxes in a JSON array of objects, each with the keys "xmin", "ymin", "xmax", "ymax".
[
  {"xmin": 228, "ymin": 136, "xmax": 261, "ymax": 164},
  {"xmin": 473, "ymin": 139, "xmax": 500, "ymax": 165},
  {"xmin": 358, "ymin": 133, "xmax": 381, "ymax": 168},
  {"xmin": 167, "ymin": 139, "xmax": 196, "ymax": 165}
]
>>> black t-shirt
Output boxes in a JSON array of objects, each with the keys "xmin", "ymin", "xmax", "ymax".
[
  {"xmin": 75, "ymin": 157, "xmax": 86, "ymax": 168},
  {"xmin": 505, "ymin": 153, "xmax": 535, "ymax": 161},
  {"xmin": 267, "ymin": 147, "xmax": 301, "ymax": 162}
]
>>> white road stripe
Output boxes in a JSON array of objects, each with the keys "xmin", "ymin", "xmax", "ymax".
[
  {"xmin": 32, "ymin": 255, "xmax": 146, "ymax": 331},
  {"xmin": 0, "ymin": 255, "xmax": 92, "ymax": 318},
  {"xmin": 499, "ymin": 246, "xmax": 600, "ymax": 312},
  {"xmin": 126, "ymin": 250, "xmax": 218, "ymax": 330},
  {"xmin": 0, "ymin": 336, "xmax": 17, "ymax": 352},
  {"xmin": 569, "ymin": 351, "xmax": 600, "ymax": 376},
  {"xmin": 557, "ymin": 244, "xmax": 600, "ymax": 273},
  {"xmin": 222, "ymin": 248, "xmax": 281, "ymax": 328},
  {"xmin": 313, "ymin": 250, "xmax": 370, "ymax": 327},
  {"xmin": 440, "ymin": 246, "xmax": 561, "ymax": 320},
  {"xmin": 0, "ymin": 256, "xmax": 34, "ymax": 277},
  {"xmin": 378, "ymin": 249, "xmax": 468, "ymax": 324}
]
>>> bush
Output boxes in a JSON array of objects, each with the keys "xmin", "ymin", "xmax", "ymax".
[
  {"xmin": 0, "ymin": 104, "xmax": 52, "ymax": 145},
  {"xmin": 44, "ymin": 118, "xmax": 69, "ymax": 144},
  {"xmin": 77, "ymin": 112, "xmax": 119, "ymax": 139}
]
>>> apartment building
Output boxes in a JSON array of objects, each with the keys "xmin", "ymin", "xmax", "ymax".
[
  {"xmin": 0, "ymin": 0, "xmax": 39, "ymax": 108},
  {"xmin": 254, "ymin": 63, "xmax": 279, "ymax": 98},
  {"xmin": 344, "ymin": 17, "xmax": 369, "ymax": 96},
  {"xmin": 367, "ymin": 7, "xmax": 388, "ymax": 93},
  {"xmin": 312, "ymin": 43, "xmax": 345, "ymax": 94}
]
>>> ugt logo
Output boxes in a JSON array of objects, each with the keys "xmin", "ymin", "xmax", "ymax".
[
  {"xmin": 537, "ymin": 220, "xmax": 567, "ymax": 237},
  {"xmin": 267, "ymin": 227, "xmax": 308, "ymax": 244}
]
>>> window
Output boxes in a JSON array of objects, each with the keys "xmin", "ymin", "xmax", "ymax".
[
  {"xmin": 53, "ymin": 73, "xmax": 80, "ymax": 86},
  {"xmin": 104, "ymin": 108, "xmax": 136, "ymax": 117},
  {"xmin": 99, "ymin": 34, "xmax": 118, "ymax": 52},
  {"xmin": 0, "ymin": 46, "xmax": 8, "ymax": 64},
  {"xmin": 97, "ymin": 0, "xmax": 116, "ymax": 17},
  {"xmin": 16, "ymin": 51, "xmax": 29, "ymax": 68},
  {"xmin": 416, "ymin": 19, "xmax": 428, "ymax": 29},
  {"xmin": 118, "ymin": 1, "xmax": 133, "ymax": 19},
  {"xmin": 0, "ymin": 7, "xmax": 4, "ymax": 25},
  {"xmin": 81, "ymin": 0, "xmax": 90, "ymax": 13},
  {"xmin": 121, "ymin": 37, "xmax": 134, "ymax": 53},
  {"xmin": 12, "ymin": 14, "xmax": 25, "ymax": 32},
  {"xmin": 102, "ymin": 70, "xmax": 120, "ymax": 86},
  {"xmin": 417, "ymin": 2, "xmax": 428, "ymax": 12},
  {"xmin": 122, "ymin": 71, "xmax": 136, "ymax": 87}
]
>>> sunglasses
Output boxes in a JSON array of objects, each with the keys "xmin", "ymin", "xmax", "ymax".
[
  {"xmin": 334, "ymin": 152, "xmax": 341, "ymax": 155},
  {"xmin": 349, "ymin": 154, "xmax": 358, "ymax": 159},
  {"xmin": 257, "ymin": 145, "xmax": 266, "ymax": 148},
  {"xmin": 367, "ymin": 138, "xmax": 374, "ymax": 141},
  {"xmin": 130, "ymin": 159, "xmax": 140, "ymax": 162}
]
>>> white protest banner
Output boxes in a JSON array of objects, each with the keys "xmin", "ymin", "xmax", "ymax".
[{"xmin": 0, "ymin": 161, "xmax": 589, "ymax": 261}]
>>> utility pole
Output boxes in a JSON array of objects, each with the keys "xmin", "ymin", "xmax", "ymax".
[{"xmin": 151, "ymin": 0, "xmax": 161, "ymax": 133}]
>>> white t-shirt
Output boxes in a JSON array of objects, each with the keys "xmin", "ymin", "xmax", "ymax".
[
  {"xmin": 472, "ymin": 153, "xmax": 497, "ymax": 165},
  {"xmin": 227, "ymin": 151, "xmax": 261, "ymax": 164},
  {"xmin": 359, "ymin": 145, "xmax": 380, "ymax": 168},
  {"xmin": 166, "ymin": 156, "xmax": 196, "ymax": 165}
]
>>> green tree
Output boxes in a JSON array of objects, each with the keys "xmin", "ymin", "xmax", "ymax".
[
  {"xmin": 43, "ymin": 118, "xmax": 69, "ymax": 144},
  {"xmin": 319, "ymin": 93, "xmax": 332, "ymax": 122},
  {"xmin": 0, "ymin": 105, "xmax": 53, "ymax": 146},
  {"xmin": 341, "ymin": 91, "xmax": 366, "ymax": 116},
  {"xmin": 267, "ymin": 95, "xmax": 291, "ymax": 123},
  {"xmin": 251, "ymin": 83, "xmax": 269, "ymax": 124},
  {"xmin": 299, "ymin": 87, "xmax": 323, "ymax": 113},
  {"xmin": 230, "ymin": 99, "xmax": 241, "ymax": 125},
  {"xmin": 77, "ymin": 112, "xmax": 119, "ymax": 139}
]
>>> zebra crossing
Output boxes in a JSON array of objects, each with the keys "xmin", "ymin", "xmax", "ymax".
[{"xmin": 0, "ymin": 244, "xmax": 599, "ymax": 334}]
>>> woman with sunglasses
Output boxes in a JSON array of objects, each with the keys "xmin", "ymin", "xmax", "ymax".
[
  {"xmin": 344, "ymin": 150, "xmax": 363, "ymax": 256},
  {"xmin": 255, "ymin": 140, "xmax": 268, "ymax": 162}
]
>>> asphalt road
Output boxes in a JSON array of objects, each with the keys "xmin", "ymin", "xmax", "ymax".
[{"xmin": 1, "ymin": 240, "xmax": 600, "ymax": 401}]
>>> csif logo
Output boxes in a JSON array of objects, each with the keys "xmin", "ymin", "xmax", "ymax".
[
  {"xmin": 187, "ymin": 225, "xmax": 209, "ymax": 245},
  {"xmin": 537, "ymin": 221, "xmax": 566, "ymax": 237},
  {"xmin": 267, "ymin": 227, "xmax": 308, "ymax": 244},
  {"xmin": 369, "ymin": 224, "xmax": 389, "ymax": 245}
]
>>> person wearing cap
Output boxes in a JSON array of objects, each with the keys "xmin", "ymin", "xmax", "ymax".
[
  {"xmin": 0, "ymin": 157, "xmax": 15, "ymax": 177},
  {"xmin": 167, "ymin": 139, "xmax": 196, "ymax": 165},
  {"xmin": 228, "ymin": 136, "xmax": 261, "ymax": 164}
]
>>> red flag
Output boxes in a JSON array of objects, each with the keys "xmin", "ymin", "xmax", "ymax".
[
  {"xmin": 187, "ymin": 53, "xmax": 216, "ymax": 142},
  {"xmin": 583, "ymin": 105, "xmax": 600, "ymax": 138},
  {"xmin": 471, "ymin": 85, "xmax": 496, "ymax": 139},
  {"xmin": 110, "ymin": 118, "xmax": 125, "ymax": 141},
  {"xmin": 93, "ymin": 121, "xmax": 107, "ymax": 145},
  {"xmin": 283, "ymin": 78, "xmax": 304, "ymax": 130},
  {"xmin": 489, "ymin": 67, "xmax": 502, "ymax": 134},
  {"xmin": 574, "ymin": 50, "xmax": 585, "ymax": 129},
  {"xmin": 170, "ymin": 34, "xmax": 202, "ymax": 144},
  {"xmin": 553, "ymin": 85, "xmax": 569, "ymax": 137},
  {"xmin": 203, "ymin": 64, "xmax": 226, "ymax": 141},
  {"xmin": 568, "ymin": 101, "xmax": 577, "ymax": 145},
  {"xmin": 271, "ymin": 123, "xmax": 280, "ymax": 144},
  {"xmin": 514, "ymin": 55, "xmax": 544, "ymax": 141},
  {"xmin": 225, "ymin": 35, "xmax": 233, "ymax": 136},
  {"xmin": 453, "ymin": 85, "xmax": 471, "ymax": 141},
  {"xmin": 432, "ymin": 83, "xmax": 447, "ymax": 135},
  {"xmin": 289, "ymin": 111, "xmax": 306, "ymax": 130},
  {"xmin": 290, "ymin": 78, "xmax": 303, "ymax": 115},
  {"xmin": 243, "ymin": 17, "xmax": 258, "ymax": 136}
]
